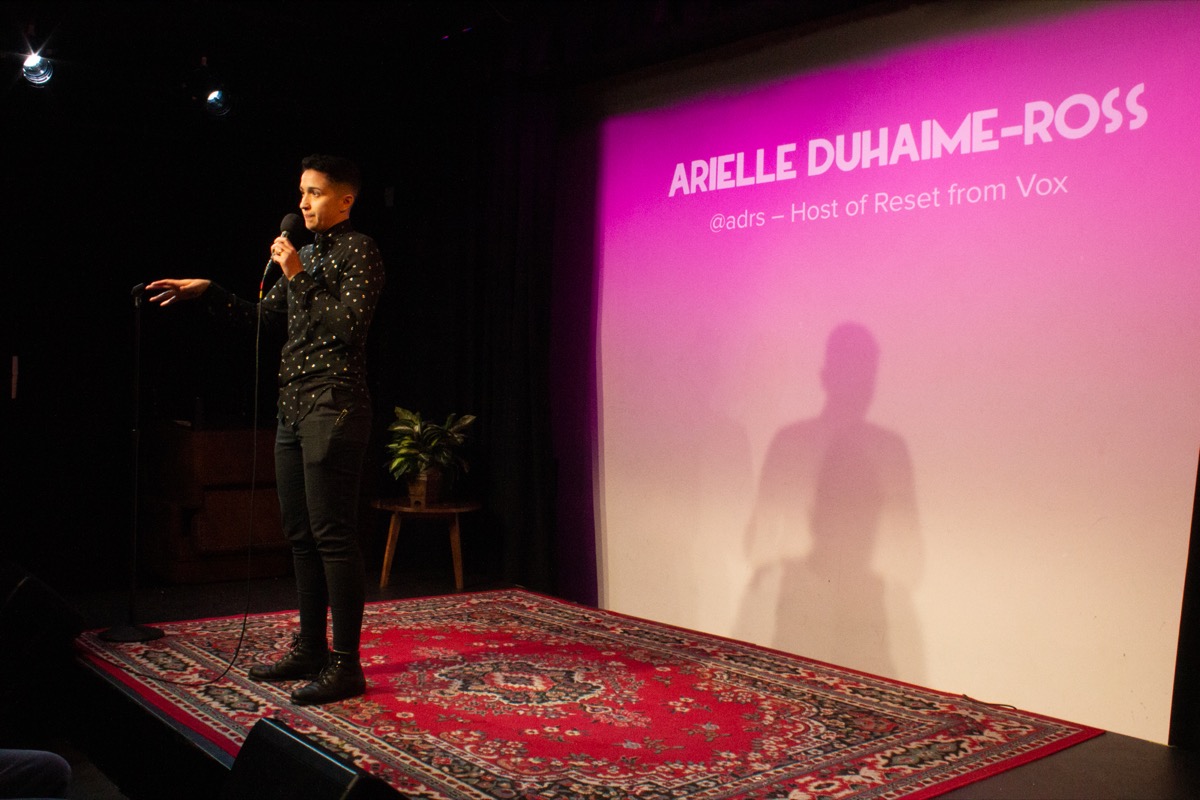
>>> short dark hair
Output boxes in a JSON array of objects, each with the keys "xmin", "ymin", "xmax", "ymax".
[{"xmin": 301, "ymin": 154, "xmax": 361, "ymax": 195}]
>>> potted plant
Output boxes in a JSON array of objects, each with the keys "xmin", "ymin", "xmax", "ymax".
[{"xmin": 385, "ymin": 407, "xmax": 476, "ymax": 507}]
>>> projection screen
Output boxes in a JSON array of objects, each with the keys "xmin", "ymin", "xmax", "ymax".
[{"xmin": 595, "ymin": 0, "xmax": 1200, "ymax": 742}]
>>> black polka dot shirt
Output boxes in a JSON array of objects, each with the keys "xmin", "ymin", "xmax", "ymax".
[{"xmin": 206, "ymin": 220, "xmax": 385, "ymax": 426}]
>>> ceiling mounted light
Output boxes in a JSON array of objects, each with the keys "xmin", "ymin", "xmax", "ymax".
[
  {"xmin": 205, "ymin": 87, "xmax": 231, "ymax": 117},
  {"xmin": 187, "ymin": 56, "xmax": 233, "ymax": 118},
  {"xmin": 22, "ymin": 52, "xmax": 53, "ymax": 86}
]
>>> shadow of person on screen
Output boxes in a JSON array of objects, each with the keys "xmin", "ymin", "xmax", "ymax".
[{"xmin": 735, "ymin": 322, "xmax": 924, "ymax": 682}]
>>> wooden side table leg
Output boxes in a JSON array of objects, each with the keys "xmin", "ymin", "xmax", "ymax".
[
  {"xmin": 449, "ymin": 513, "xmax": 464, "ymax": 592},
  {"xmin": 380, "ymin": 512, "xmax": 402, "ymax": 589}
]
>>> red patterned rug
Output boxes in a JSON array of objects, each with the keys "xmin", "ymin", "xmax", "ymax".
[{"xmin": 76, "ymin": 589, "xmax": 1101, "ymax": 799}]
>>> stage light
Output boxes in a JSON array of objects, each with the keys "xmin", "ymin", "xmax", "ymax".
[
  {"xmin": 22, "ymin": 52, "xmax": 53, "ymax": 86},
  {"xmin": 186, "ymin": 56, "xmax": 233, "ymax": 118},
  {"xmin": 205, "ymin": 87, "xmax": 231, "ymax": 117}
]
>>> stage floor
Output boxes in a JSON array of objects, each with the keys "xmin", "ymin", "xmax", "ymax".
[{"xmin": 62, "ymin": 573, "xmax": 1200, "ymax": 800}]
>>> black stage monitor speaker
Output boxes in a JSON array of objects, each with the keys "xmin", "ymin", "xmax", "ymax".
[
  {"xmin": 0, "ymin": 563, "xmax": 84, "ymax": 696},
  {"xmin": 221, "ymin": 718, "xmax": 407, "ymax": 800}
]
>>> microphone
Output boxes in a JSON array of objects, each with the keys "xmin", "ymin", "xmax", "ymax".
[
  {"xmin": 279, "ymin": 212, "xmax": 304, "ymax": 240},
  {"xmin": 261, "ymin": 214, "xmax": 305, "ymax": 295}
]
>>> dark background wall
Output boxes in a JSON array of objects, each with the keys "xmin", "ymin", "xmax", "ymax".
[{"xmin": 0, "ymin": 0, "xmax": 886, "ymax": 600}]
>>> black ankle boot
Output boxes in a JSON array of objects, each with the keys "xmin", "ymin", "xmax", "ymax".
[
  {"xmin": 290, "ymin": 650, "xmax": 366, "ymax": 705},
  {"xmin": 248, "ymin": 634, "xmax": 329, "ymax": 682}
]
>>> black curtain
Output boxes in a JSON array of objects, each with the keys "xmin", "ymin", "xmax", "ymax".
[
  {"xmin": 462, "ymin": 23, "xmax": 567, "ymax": 598},
  {"xmin": 363, "ymin": 21, "xmax": 568, "ymax": 598},
  {"xmin": 1170, "ymin": 451, "xmax": 1200, "ymax": 748},
  {"xmin": 476, "ymin": 85, "xmax": 559, "ymax": 594}
]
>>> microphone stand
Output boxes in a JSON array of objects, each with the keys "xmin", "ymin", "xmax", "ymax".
[{"xmin": 100, "ymin": 284, "xmax": 164, "ymax": 643}]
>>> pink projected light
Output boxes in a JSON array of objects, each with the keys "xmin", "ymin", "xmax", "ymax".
[{"xmin": 595, "ymin": 1, "xmax": 1200, "ymax": 742}]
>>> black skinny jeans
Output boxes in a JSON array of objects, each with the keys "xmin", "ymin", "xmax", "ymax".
[{"xmin": 274, "ymin": 386, "xmax": 371, "ymax": 654}]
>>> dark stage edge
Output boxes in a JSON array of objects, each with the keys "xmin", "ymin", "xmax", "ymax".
[
  {"xmin": 941, "ymin": 730, "xmax": 1200, "ymax": 799},
  {"xmin": 70, "ymin": 662, "xmax": 229, "ymax": 800},
  {"xmin": 71, "ymin": 641, "xmax": 1200, "ymax": 800}
]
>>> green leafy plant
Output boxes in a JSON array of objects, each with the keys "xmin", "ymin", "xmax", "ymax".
[{"xmin": 386, "ymin": 407, "xmax": 476, "ymax": 483}]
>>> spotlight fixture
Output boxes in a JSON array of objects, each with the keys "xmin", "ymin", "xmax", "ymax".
[
  {"xmin": 22, "ymin": 51, "xmax": 53, "ymax": 86},
  {"xmin": 205, "ymin": 87, "xmax": 231, "ymax": 117},
  {"xmin": 187, "ymin": 56, "xmax": 233, "ymax": 118}
]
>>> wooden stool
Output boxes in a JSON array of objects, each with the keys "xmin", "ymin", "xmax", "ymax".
[{"xmin": 371, "ymin": 499, "xmax": 481, "ymax": 591}]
